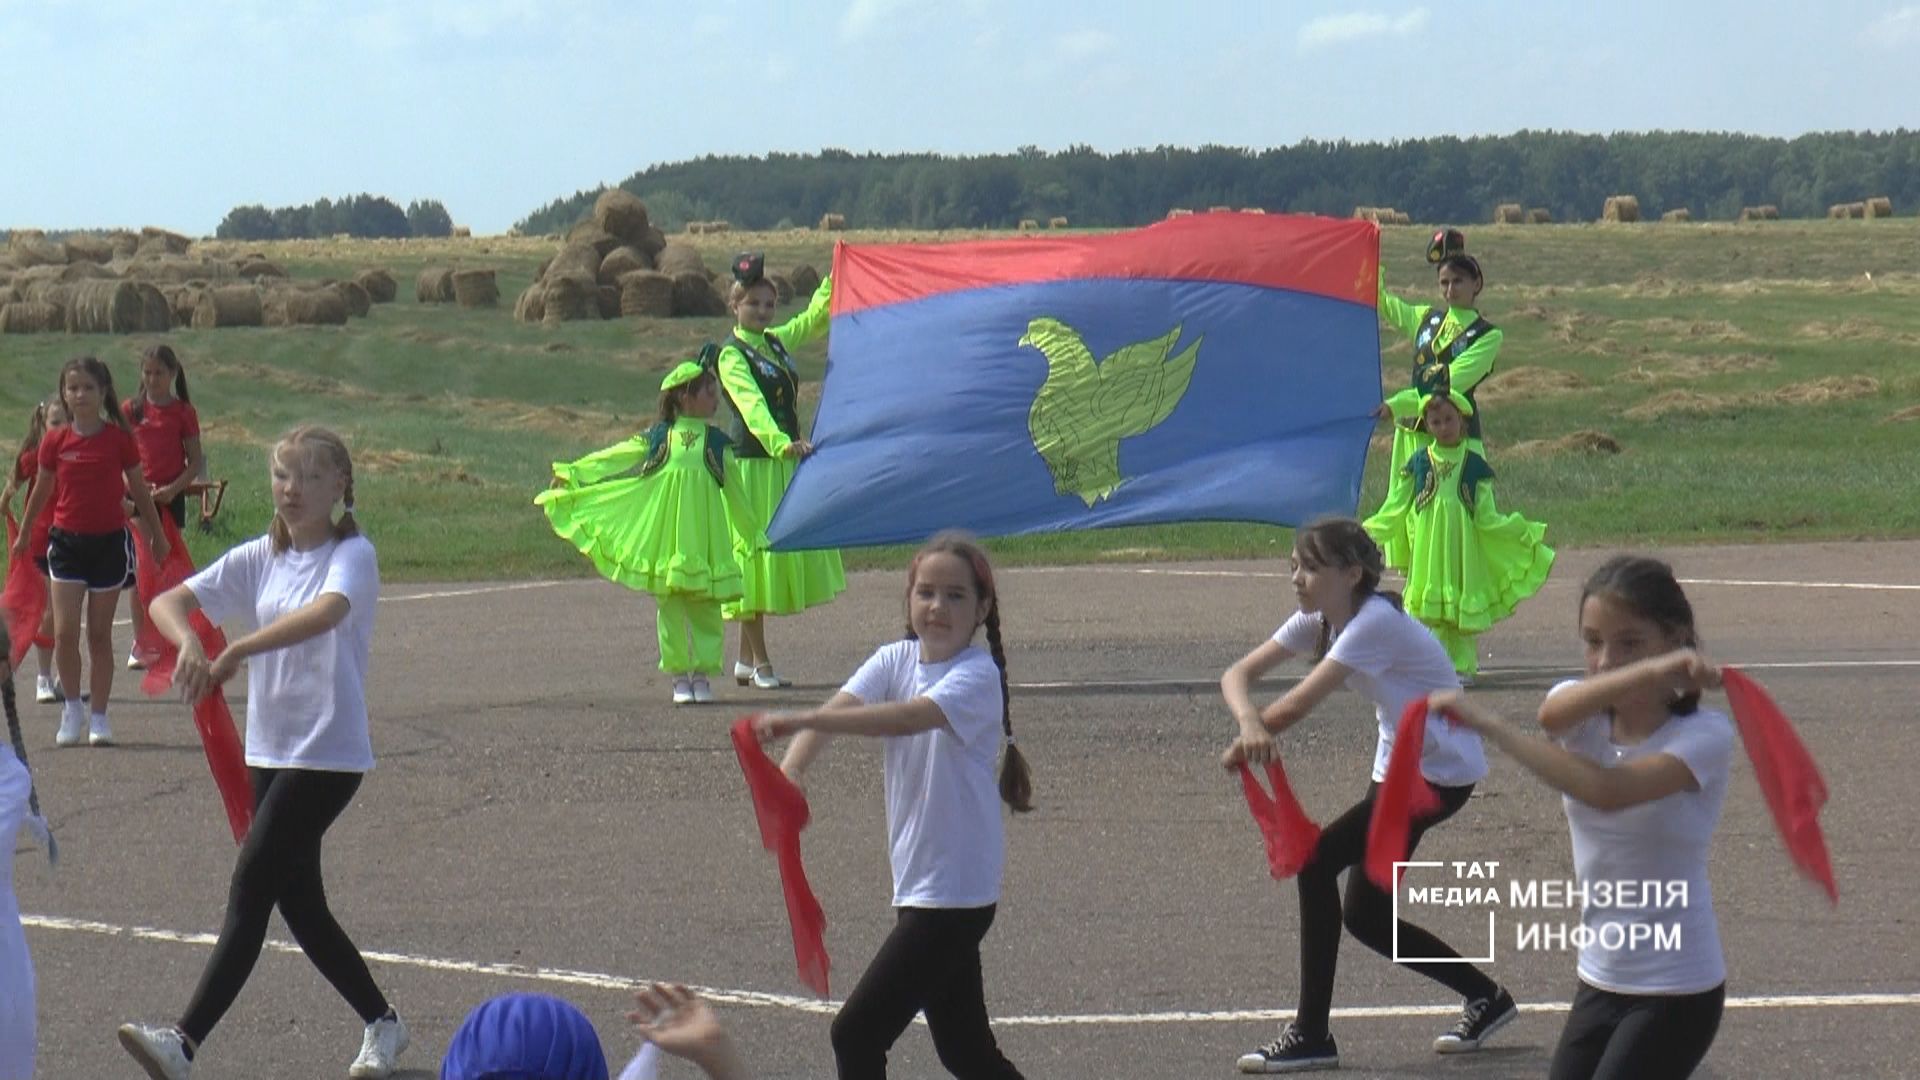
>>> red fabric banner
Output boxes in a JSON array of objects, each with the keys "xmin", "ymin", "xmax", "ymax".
[
  {"xmin": 729, "ymin": 717, "xmax": 830, "ymax": 996},
  {"xmin": 1237, "ymin": 760, "xmax": 1322, "ymax": 880},
  {"xmin": 2, "ymin": 510, "xmax": 51, "ymax": 669},
  {"xmin": 1365, "ymin": 700, "xmax": 1445, "ymax": 890},
  {"xmin": 1721, "ymin": 667, "xmax": 1838, "ymax": 903}
]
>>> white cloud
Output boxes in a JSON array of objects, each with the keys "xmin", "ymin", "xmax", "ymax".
[
  {"xmin": 1057, "ymin": 28, "xmax": 1116, "ymax": 61},
  {"xmin": 839, "ymin": 0, "xmax": 920, "ymax": 41},
  {"xmin": 1865, "ymin": 5, "xmax": 1920, "ymax": 47},
  {"xmin": 1297, "ymin": 8, "xmax": 1430, "ymax": 51}
]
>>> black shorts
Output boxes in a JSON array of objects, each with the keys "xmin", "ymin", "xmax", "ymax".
[
  {"xmin": 162, "ymin": 491, "xmax": 188, "ymax": 529},
  {"xmin": 47, "ymin": 526, "xmax": 135, "ymax": 592}
]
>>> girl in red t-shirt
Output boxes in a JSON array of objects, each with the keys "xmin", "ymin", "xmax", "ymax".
[
  {"xmin": 1, "ymin": 397, "xmax": 68, "ymax": 702},
  {"xmin": 121, "ymin": 344, "xmax": 205, "ymax": 668},
  {"xmin": 12, "ymin": 357, "xmax": 170, "ymax": 748}
]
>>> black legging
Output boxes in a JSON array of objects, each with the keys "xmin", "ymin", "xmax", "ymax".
[
  {"xmin": 1294, "ymin": 781, "xmax": 1498, "ymax": 1036},
  {"xmin": 178, "ymin": 767, "xmax": 388, "ymax": 1045},
  {"xmin": 1549, "ymin": 981, "xmax": 1724, "ymax": 1080},
  {"xmin": 830, "ymin": 905, "xmax": 1024, "ymax": 1080}
]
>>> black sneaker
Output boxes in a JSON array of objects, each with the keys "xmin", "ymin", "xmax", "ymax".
[
  {"xmin": 1433, "ymin": 986, "xmax": 1517, "ymax": 1053},
  {"xmin": 1237, "ymin": 1022, "xmax": 1339, "ymax": 1073}
]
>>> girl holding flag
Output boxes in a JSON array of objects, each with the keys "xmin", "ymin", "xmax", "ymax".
[
  {"xmin": 3, "ymin": 395, "xmax": 67, "ymax": 702},
  {"xmin": 118, "ymin": 426, "xmax": 408, "ymax": 1080},
  {"xmin": 122, "ymin": 343, "xmax": 205, "ymax": 669},
  {"xmin": 1219, "ymin": 517, "xmax": 1514, "ymax": 1073}
]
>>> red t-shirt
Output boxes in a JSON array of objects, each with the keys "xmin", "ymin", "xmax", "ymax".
[
  {"xmin": 14, "ymin": 449, "xmax": 53, "ymax": 556},
  {"xmin": 36, "ymin": 423, "xmax": 141, "ymax": 534},
  {"xmin": 123, "ymin": 397, "xmax": 201, "ymax": 487}
]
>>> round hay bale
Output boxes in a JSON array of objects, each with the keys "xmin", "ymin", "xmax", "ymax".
[
  {"xmin": 1661, "ymin": 208, "xmax": 1693, "ymax": 223},
  {"xmin": 669, "ymin": 271, "xmax": 727, "ymax": 317},
  {"xmin": 20, "ymin": 280, "xmax": 74, "ymax": 311},
  {"xmin": 451, "ymin": 225, "xmax": 472, "ymax": 238},
  {"xmin": 767, "ymin": 272, "xmax": 794, "ymax": 304},
  {"xmin": 591, "ymin": 189, "xmax": 651, "ymax": 248},
  {"xmin": 546, "ymin": 242, "xmax": 605, "ymax": 282},
  {"xmin": 1826, "ymin": 204, "xmax": 1850, "ymax": 219},
  {"xmin": 62, "ymin": 235, "xmax": 116, "ymax": 264},
  {"xmin": 107, "ymin": 231, "xmax": 139, "ymax": 258},
  {"xmin": 0, "ymin": 301, "xmax": 62, "ymax": 334},
  {"xmin": 540, "ymin": 273, "xmax": 599, "ymax": 325},
  {"xmin": 532, "ymin": 256, "xmax": 553, "ymax": 283},
  {"xmin": 1844, "ymin": 202, "xmax": 1866, "ymax": 219},
  {"xmin": 655, "ymin": 241, "xmax": 707, "ymax": 278},
  {"xmin": 354, "ymin": 268, "xmax": 398, "ymax": 303},
  {"xmin": 263, "ymin": 287, "xmax": 348, "ymax": 326},
  {"xmin": 1493, "ymin": 203, "xmax": 1524, "ymax": 224},
  {"xmin": 136, "ymin": 226, "xmax": 192, "ymax": 257},
  {"xmin": 29, "ymin": 260, "xmax": 114, "ymax": 284},
  {"xmin": 818, "ymin": 213, "xmax": 847, "ymax": 231},
  {"xmin": 415, "ymin": 267, "xmax": 456, "ymax": 303},
  {"xmin": 1759, "ymin": 205, "xmax": 1781, "ymax": 220},
  {"xmin": 331, "ymin": 280, "xmax": 373, "ymax": 317},
  {"xmin": 1166, "ymin": 208, "xmax": 1195, "ymax": 219},
  {"xmin": 686, "ymin": 222, "xmax": 709, "ymax": 235},
  {"xmin": 132, "ymin": 282, "xmax": 172, "ymax": 332},
  {"xmin": 1390, "ymin": 211, "xmax": 1411, "ymax": 225},
  {"xmin": 1526, "ymin": 207, "xmax": 1553, "ymax": 224},
  {"xmin": 1602, "ymin": 195, "xmax": 1641, "ymax": 223},
  {"xmin": 564, "ymin": 221, "xmax": 622, "ymax": 258},
  {"xmin": 163, "ymin": 284, "xmax": 206, "ymax": 327},
  {"xmin": 236, "ymin": 257, "xmax": 286, "ymax": 280},
  {"xmin": 636, "ymin": 226, "xmax": 666, "ymax": 258},
  {"xmin": 1048, "ymin": 216, "xmax": 1069, "ymax": 228},
  {"xmin": 124, "ymin": 256, "xmax": 235, "ymax": 284},
  {"xmin": 1865, "ymin": 196, "xmax": 1894, "ymax": 218},
  {"xmin": 596, "ymin": 284, "xmax": 620, "ymax": 320},
  {"xmin": 597, "ymin": 245, "xmax": 650, "ymax": 284},
  {"xmin": 618, "ymin": 270, "xmax": 674, "ymax": 318},
  {"xmin": 64, "ymin": 280, "xmax": 145, "ymax": 333},
  {"xmin": 451, "ymin": 269, "xmax": 500, "ymax": 308},
  {"xmin": 6, "ymin": 234, "xmax": 66, "ymax": 269},
  {"xmin": 512, "ymin": 283, "xmax": 546, "ymax": 324},
  {"xmin": 705, "ymin": 220, "xmax": 731, "ymax": 234},
  {"xmin": 1017, "ymin": 219, "xmax": 1039, "ymax": 231},
  {"xmin": 789, "ymin": 264, "xmax": 822, "ymax": 298},
  {"xmin": 192, "ymin": 286, "xmax": 264, "ymax": 328}
]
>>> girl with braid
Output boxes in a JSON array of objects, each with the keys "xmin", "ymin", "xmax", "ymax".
[
  {"xmin": 753, "ymin": 532, "xmax": 1032, "ymax": 1079},
  {"xmin": 118, "ymin": 426, "xmax": 408, "ymax": 1080},
  {"xmin": 3, "ymin": 624, "xmax": 56, "ymax": 1079}
]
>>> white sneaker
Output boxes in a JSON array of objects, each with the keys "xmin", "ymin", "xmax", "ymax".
[
  {"xmin": 89, "ymin": 712, "xmax": 115, "ymax": 746},
  {"xmin": 55, "ymin": 708, "xmax": 85, "ymax": 747},
  {"xmin": 671, "ymin": 677, "xmax": 694, "ymax": 705},
  {"xmin": 35, "ymin": 675, "xmax": 56, "ymax": 704},
  {"xmin": 690, "ymin": 675, "xmax": 714, "ymax": 704},
  {"xmin": 349, "ymin": 1012, "xmax": 409, "ymax": 1079},
  {"xmin": 117, "ymin": 1022, "xmax": 193, "ymax": 1080},
  {"xmin": 128, "ymin": 651, "xmax": 147, "ymax": 671}
]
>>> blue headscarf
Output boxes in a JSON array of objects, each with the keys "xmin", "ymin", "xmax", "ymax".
[{"xmin": 441, "ymin": 993, "xmax": 609, "ymax": 1080}]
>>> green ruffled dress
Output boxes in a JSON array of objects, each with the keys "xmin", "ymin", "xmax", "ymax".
[{"xmin": 535, "ymin": 416, "xmax": 762, "ymax": 600}]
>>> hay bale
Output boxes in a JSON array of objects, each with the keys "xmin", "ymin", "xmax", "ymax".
[
  {"xmin": 1844, "ymin": 202, "xmax": 1866, "ymax": 219},
  {"xmin": 236, "ymin": 256, "xmax": 286, "ymax": 280},
  {"xmin": 591, "ymin": 189, "xmax": 651, "ymax": 247},
  {"xmin": 451, "ymin": 269, "xmax": 499, "ymax": 308},
  {"xmin": 123, "ymin": 256, "xmax": 235, "ymax": 284},
  {"xmin": 1865, "ymin": 196, "xmax": 1894, "ymax": 218},
  {"xmin": 705, "ymin": 220, "xmax": 732, "ymax": 234},
  {"xmin": 541, "ymin": 273, "xmax": 599, "ymax": 325},
  {"xmin": 415, "ymin": 267, "xmax": 456, "ymax": 303},
  {"xmin": 162, "ymin": 284, "xmax": 205, "ymax": 326},
  {"xmin": 0, "ymin": 302, "xmax": 62, "ymax": 334},
  {"xmin": 106, "ymin": 231, "xmax": 139, "ymax": 257},
  {"xmin": 596, "ymin": 284, "xmax": 620, "ymax": 320},
  {"xmin": 1759, "ymin": 205, "xmax": 1781, "ymax": 220},
  {"xmin": 597, "ymin": 245, "xmax": 650, "ymax": 284},
  {"xmin": 818, "ymin": 212, "xmax": 847, "ymax": 231},
  {"xmin": 354, "ymin": 268, "xmax": 398, "ymax": 303},
  {"xmin": 1166, "ymin": 208, "xmax": 1194, "ymax": 218},
  {"xmin": 1602, "ymin": 195, "xmax": 1641, "ymax": 223},
  {"xmin": 1826, "ymin": 204, "xmax": 1850, "ymax": 220},
  {"xmin": 564, "ymin": 221, "xmax": 622, "ymax": 258},
  {"xmin": 451, "ymin": 225, "xmax": 471, "ymax": 238},
  {"xmin": 1207, "ymin": 205, "xmax": 1232, "ymax": 214},
  {"xmin": 20, "ymin": 260, "xmax": 114, "ymax": 284},
  {"xmin": 6, "ymin": 233, "xmax": 66, "ymax": 269},
  {"xmin": 670, "ymin": 271, "xmax": 727, "ymax": 317},
  {"xmin": 1660, "ymin": 208, "xmax": 1693, "ymax": 223},
  {"xmin": 1493, "ymin": 203, "xmax": 1524, "ymax": 224},
  {"xmin": 64, "ymin": 280, "xmax": 145, "ymax": 333},
  {"xmin": 20, "ymin": 280, "xmax": 73, "ymax": 311},
  {"xmin": 767, "ymin": 272, "xmax": 794, "ymax": 304},
  {"xmin": 331, "ymin": 280, "xmax": 373, "ymax": 317},
  {"xmin": 618, "ymin": 270, "xmax": 674, "ymax": 318},
  {"xmin": 1017, "ymin": 219, "xmax": 1039, "ymax": 231},
  {"xmin": 655, "ymin": 241, "xmax": 707, "ymax": 278},
  {"xmin": 263, "ymin": 287, "xmax": 348, "ymax": 326},
  {"xmin": 686, "ymin": 222, "xmax": 709, "ymax": 235},
  {"xmin": 789, "ymin": 264, "xmax": 822, "ymax": 298},
  {"xmin": 1391, "ymin": 211, "xmax": 1411, "ymax": 225},
  {"xmin": 131, "ymin": 282, "xmax": 172, "ymax": 332},
  {"xmin": 512, "ymin": 283, "xmax": 546, "ymax": 323},
  {"xmin": 136, "ymin": 226, "xmax": 192, "ymax": 257},
  {"xmin": 191, "ymin": 286, "xmax": 264, "ymax": 328},
  {"xmin": 62, "ymin": 235, "xmax": 115, "ymax": 263},
  {"xmin": 1048, "ymin": 216, "xmax": 1069, "ymax": 229},
  {"xmin": 635, "ymin": 226, "xmax": 666, "ymax": 258},
  {"xmin": 1526, "ymin": 208, "xmax": 1552, "ymax": 224},
  {"xmin": 546, "ymin": 242, "xmax": 605, "ymax": 282}
]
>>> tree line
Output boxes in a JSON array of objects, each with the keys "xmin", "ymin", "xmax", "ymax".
[
  {"xmin": 517, "ymin": 130, "xmax": 1920, "ymax": 234},
  {"xmin": 215, "ymin": 195, "xmax": 455, "ymax": 240}
]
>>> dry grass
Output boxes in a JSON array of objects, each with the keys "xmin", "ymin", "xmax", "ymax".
[
  {"xmin": 1624, "ymin": 376, "xmax": 1882, "ymax": 419},
  {"xmin": 1503, "ymin": 430, "xmax": 1623, "ymax": 457},
  {"xmin": 1632, "ymin": 317, "xmax": 1753, "ymax": 343},
  {"xmin": 1885, "ymin": 405, "xmax": 1920, "ymax": 423},
  {"xmin": 1477, "ymin": 366, "xmax": 1587, "ymax": 403},
  {"xmin": 1621, "ymin": 353, "xmax": 1775, "ymax": 382}
]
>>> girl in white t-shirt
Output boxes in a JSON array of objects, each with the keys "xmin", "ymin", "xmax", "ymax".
[
  {"xmin": 1432, "ymin": 555, "xmax": 1732, "ymax": 1080},
  {"xmin": 752, "ymin": 532, "xmax": 1032, "ymax": 1080},
  {"xmin": 3, "ymin": 625, "xmax": 53, "ymax": 1080},
  {"xmin": 1220, "ymin": 517, "xmax": 1514, "ymax": 1074},
  {"xmin": 117, "ymin": 426, "xmax": 409, "ymax": 1080}
]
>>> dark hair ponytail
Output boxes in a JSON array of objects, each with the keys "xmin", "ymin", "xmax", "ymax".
[
  {"xmin": 1581, "ymin": 555, "xmax": 1702, "ymax": 716},
  {"xmin": 1293, "ymin": 517, "xmax": 1402, "ymax": 659},
  {"xmin": 132, "ymin": 344, "xmax": 189, "ymax": 425}
]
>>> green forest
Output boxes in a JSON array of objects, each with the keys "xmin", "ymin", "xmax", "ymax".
[{"xmin": 517, "ymin": 130, "xmax": 1920, "ymax": 234}]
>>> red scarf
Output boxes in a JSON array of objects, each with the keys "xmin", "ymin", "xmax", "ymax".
[
  {"xmin": 1237, "ymin": 760, "xmax": 1322, "ymax": 879},
  {"xmin": 729, "ymin": 717, "xmax": 830, "ymax": 996},
  {"xmin": 2, "ymin": 509, "xmax": 52, "ymax": 668},
  {"xmin": 1365, "ymin": 700, "xmax": 1445, "ymax": 890},
  {"xmin": 129, "ymin": 516, "xmax": 252, "ymax": 844},
  {"xmin": 1720, "ymin": 667, "xmax": 1837, "ymax": 902}
]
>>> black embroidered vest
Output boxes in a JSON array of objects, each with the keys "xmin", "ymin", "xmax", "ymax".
[
  {"xmin": 720, "ymin": 333, "xmax": 800, "ymax": 459},
  {"xmin": 1412, "ymin": 308, "xmax": 1494, "ymax": 441}
]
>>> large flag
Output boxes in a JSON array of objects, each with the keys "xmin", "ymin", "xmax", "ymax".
[{"xmin": 768, "ymin": 213, "xmax": 1381, "ymax": 549}]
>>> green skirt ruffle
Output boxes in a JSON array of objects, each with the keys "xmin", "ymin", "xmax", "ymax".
[
  {"xmin": 536, "ymin": 470, "xmax": 743, "ymax": 600},
  {"xmin": 723, "ymin": 456, "xmax": 845, "ymax": 618},
  {"xmin": 1379, "ymin": 497, "xmax": 1554, "ymax": 633}
]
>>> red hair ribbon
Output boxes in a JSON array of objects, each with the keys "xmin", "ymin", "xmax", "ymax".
[
  {"xmin": 729, "ymin": 717, "xmax": 830, "ymax": 996},
  {"xmin": 3, "ymin": 509, "xmax": 52, "ymax": 668},
  {"xmin": 1365, "ymin": 700, "xmax": 1445, "ymax": 891},
  {"xmin": 1720, "ymin": 667, "xmax": 1837, "ymax": 903},
  {"xmin": 1237, "ymin": 760, "xmax": 1322, "ymax": 880}
]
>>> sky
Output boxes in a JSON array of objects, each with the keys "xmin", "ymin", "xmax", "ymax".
[{"xmin": 3, "ymin": 0, "xmax": 1917, "ymax": 235}]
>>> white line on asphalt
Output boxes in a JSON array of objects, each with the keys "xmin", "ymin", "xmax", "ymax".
[
  {"xmin": 1012, "ymin": 658, "xmax": 1920, "ymax": 690},
  {"xmin": 1008, "ymin": 566, "xmax": 1920, "ymax": 592},
  {"xmin": 23, "ymin": 914, "xmax": 1920, "ymax": 1025},
  {"xmin": 384, "ymin": 581, "xmax": 574, "ymax": 603}
]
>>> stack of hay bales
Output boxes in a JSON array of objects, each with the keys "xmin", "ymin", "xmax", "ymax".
[
  {"xmin": 6, "ymin": 231, "xmax": 68, "ymax": 269},
  {"xmin": 539, "ymin": 274, "xmax": 598, "ymax": 325},
  {"xmin": 515, "ymin": 189, "xmax": 670, "ymax": 323},
  {"xmin": 1738, "ymin": 205, "xmax": 1781, "ymax": 222},
  {"xmin": 136, "ymin": 226, "xmax": 192, "ymax": 257},
  {"xmin": 1527, "ymin": 208, "xmax": 1553, "ymax": 224},
  {"xmin": 451, "ymin": 269, "xmax": 499, "ymax": 308},
  {"xmin": 1661, "ymin": 208, "xmax": 1693, "ymax": 223},
  {"xmin": 354, "ymin": 268, "xmax": 398, "ymax": 302},
  {"xmin": 818, "ymin": 213, "xmax": 847, "ymax": 231},
  {"xmin": 1864, "ymin": 197, "xmax": 1894, "ymax": 218},
  {"xmin": 655, "ymin": 241, "xmax": 706, "ymax": 278},
  {"xmin": 618, "ymin": 271, "xmax": 674, "ymax": 317},
  {"xmin": 62, "ymin": 234, "xmax": 116, "ymax": 264},
  {"xmin": 1602, "ymin": 196, "xmax": 1641, "ymax": 222}
]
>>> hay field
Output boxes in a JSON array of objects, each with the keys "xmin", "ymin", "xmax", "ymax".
[{"xmin": 3, "ymin": 218, "xmax": 1918, "ymax": 580}]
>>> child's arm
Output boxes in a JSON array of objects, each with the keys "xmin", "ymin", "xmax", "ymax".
[
  {"xmin": 1536, "ymin": 650, "xmax": 1719, "ymax": 735},
  {"xmin": 1445, "ymin": 325, "xmax": 1502, "ymax": 394},
  {"xmin": 1222, "ymin": 654, "xmax": 1352, "ymax": 768},
  {"xmin": 123, "ymin": 464, "xmax": 171, "ymax": 563},
  {"xmin": 1376, "ymin": 268, "xmax": 1425, "ymax": 338},
  {"xmin": 776, "ymin": 691, "xmax": 860, "ymax": 781},
  {"xmin": 153, "ymin": 584, "xmax": 352, "ymax": 702},
  {"xmin": 9, "ymin": 468, "xmax": 54, "ymax": 556},
  {"xmin": 158, "ymin": 436, "xmax": 206, "ymax": 502},
  {"xmin": 552, "ymin": 434, "xmax": 652, "ymax": 487},
  {"xmin": 760, "ymin": 694, "xmax": 946, "ymax": 741},
  {"xmin": 1433, "ymin": 690, "xmax": 1704, "ymax": 810},
  {"xmin": 628, "ymin": 983, "xmax": 751, "ymax": 1080},
  {"xmin": 1220, "ymin": 638, "xmax": 1294, "ymax": 733},
  {"xmin": 770, "ymin": 274, "xmax": 833, "ymax": 350}
]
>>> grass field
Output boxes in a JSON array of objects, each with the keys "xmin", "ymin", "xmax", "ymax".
[{"xmin": 3, "ymin": 218, "xmax": 1917, "ymax": 580}]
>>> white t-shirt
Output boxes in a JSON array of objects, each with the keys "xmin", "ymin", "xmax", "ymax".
[
  {"xmin": 842, "ymin": 639, "xmax": 1006, "ymax": 909},
  {"xmin": 187, "ymin": 534, "xmax": 379, "ymax": 772},
  {"xmin": 1, "ymin": 749, "xmax": 37, "ymax": 1080},
  {"xmin": 1273, "ymin": 595, "xmax": 1486, "ymax": 786},
  {"xmin": 1550, "ymin": 679, "xmax": 1734, "ymax": 995}
]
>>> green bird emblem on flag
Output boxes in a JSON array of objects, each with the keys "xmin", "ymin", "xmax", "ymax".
[{"xmin": 1019, "ymin": 317, "xmax": 1203, "ymax": 507}]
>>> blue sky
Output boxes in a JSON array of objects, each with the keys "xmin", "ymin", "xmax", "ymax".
[{"xmin": 4, "ymin": 0, "xmax": 1916, "ymax": 235}]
